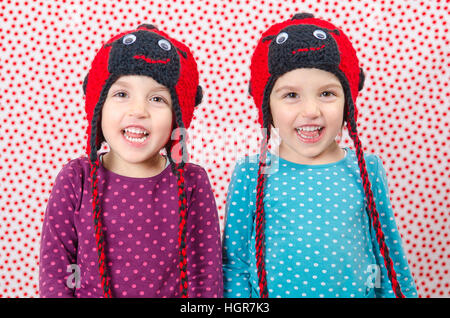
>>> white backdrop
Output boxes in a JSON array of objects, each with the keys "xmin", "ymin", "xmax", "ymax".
[{"xmin": 0, "ymin": 0, "xmax": 448, "ymax": 297}]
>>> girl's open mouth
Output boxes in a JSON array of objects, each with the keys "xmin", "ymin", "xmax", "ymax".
[
  {"xmin": 295, "ymin": 126, "xmax": 325, "ymax": 144},
  {"xmin": 122, "ymin": 127, "xmax": 150, "ymax": 147}
]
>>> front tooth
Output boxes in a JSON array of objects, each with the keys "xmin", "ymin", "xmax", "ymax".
[
  {"xmin": 126, "ymin": 127, "xmax": 147, "ymax": 134},
  {"xmin": 124, "ymin": 134, "xmax": 148, "ymax": 143},
  {"xmin": 301, "ymin": 126, "xmax": 320, "ymax": 131}
]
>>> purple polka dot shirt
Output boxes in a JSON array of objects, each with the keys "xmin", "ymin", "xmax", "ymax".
[{"xmin": 39, "ymin": 154, "xmax": 223, "ymax": 298}]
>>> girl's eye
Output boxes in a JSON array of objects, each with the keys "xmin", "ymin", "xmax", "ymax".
[
  {"xmin": 321, "ymin": 91, "xmax": 336, "ymax": 97},
  {"xmin": 284, "ymin": 92, "xmax": 298, "ymax": 99},
  {"xmin": 113, "ymin": 91, "xmax": 127, "ymax": 98},
  {"xmin": 150, "ymin": 96, "xmax": 167, "ymax": 104}
]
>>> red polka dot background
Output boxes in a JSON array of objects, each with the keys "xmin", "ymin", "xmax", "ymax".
[{"xmin": 0, "ymin": 0, "xmax": 448, "ymax": 298}]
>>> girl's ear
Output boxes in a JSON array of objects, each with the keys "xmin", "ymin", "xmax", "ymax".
[{"xmin": 334, "ymin": 122, "xmax": 344, "ymax": 143}]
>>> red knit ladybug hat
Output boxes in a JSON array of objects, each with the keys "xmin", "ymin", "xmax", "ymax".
[
  {"xmin": 249, "ymin": 13, "xmax": 405, "ymax": 298},
  {"xmin": 249, "ymin": 13, "xmax": 365, "ymax": 126},
  {"xmin": 84, "ymin": 24, "xmax": 202, "ymax": 158},
  {"xmin": 83, "ymin": 24, "xmax": 202, "ymax": 298}
]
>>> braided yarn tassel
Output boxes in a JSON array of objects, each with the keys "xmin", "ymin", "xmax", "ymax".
[
  {"xmin": 254, "ymin": 77, "xmax": 276, "ymax": 298},
  {"xmin": 255, "ymin": 137, "xmax": 269, "ymax": 298},
  {"xmin": 346, "ymin": 100, "xmax": 405, "ymax": 298},
  {"xmin": 89, "ymin": 79, "xmax": 115, "ymax": 298},
  {"xmin": 90, "ymin": 159, "xmax": 112, "ymax": 298},
  {"xmin": 166, "ymin": 93, "xmax": 189, "ymax": 298},
  {"xmin": 176, "ymin": 163, "xmax": 188, "ymax": 297}
]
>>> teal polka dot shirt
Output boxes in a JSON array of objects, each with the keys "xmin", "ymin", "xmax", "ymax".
[{"xmin": 222, "ymin": 147, "xmax": 418, "ymax": 298}]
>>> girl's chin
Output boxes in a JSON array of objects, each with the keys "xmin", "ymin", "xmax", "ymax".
[
  {"xmin": 108, "ymin": 144, "xmax": 162, "ymax": 163},
  {"xmin": 279, "ymin": 138, "xmax": 341, "ymax": 164}
]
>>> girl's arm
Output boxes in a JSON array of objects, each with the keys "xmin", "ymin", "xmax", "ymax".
[
  {"xmin": 186, "ymin": 165, "xmax": 223, "ymax": 297},
  {"xmin": 39, "ymin": 160, "xmax": 80, "ymax": 298},
  {"xmin": 222, "ymin": 159, "xmax": 255, "ymax": 298},
  {"xmin": 367, "ymin": 155, "xmax": 418, "ymax": 298}
]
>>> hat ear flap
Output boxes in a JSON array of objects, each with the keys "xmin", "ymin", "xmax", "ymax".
[
  {"xmin": 329, "ymin": 29, "xmax": 340, "ymax": 36},
  {"xmin": 358, "ymin": 67, "xmax": 365, "ymax": 91},
  {"xmin": 262, "ymin": 35, "xmax": 275, "ymax": 43},
  {"xmin": 195, "ymin": 85, "xmax": 203, "ymax": 106},
  {"xmin": 176, "ymin": 47, "xmax": 187, "ymax": 59},
  {"xmin": 83, "ymin": 72, "xmax": 89, "ymax": 95}
]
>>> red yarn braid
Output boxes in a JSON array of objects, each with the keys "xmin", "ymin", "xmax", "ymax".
[
  {"xmin": 176, "ymin": 164, "xmax": 188, "ymax": 297},
  {"xmin": 255, "ymin": 136, "xmax": 269, "ymax": 298},
  {"xmin": 346, "ymin": 105, "xmax": 405, "ymax": 298},
  {"xmin": 90, "ymin": 159, "xmax": 112, "ymax": 298}
]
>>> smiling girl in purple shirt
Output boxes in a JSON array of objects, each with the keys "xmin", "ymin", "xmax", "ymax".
[{"xmin": 39, "ymin": 25, "xmax": 223, "ymax": 298}]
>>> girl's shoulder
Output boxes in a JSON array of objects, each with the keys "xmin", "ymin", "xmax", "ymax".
[
  {"xmin": 48, "ymin": 156, "xmax": 91, "ymax": 206},
  {"xmin": 229, "ymin": 154, "xmax": 261, "ymax": 184},
  {"xmin": 54, "ymin": 155, "xmax": 91, "ymax": 186},
  {"xmin": 234, "ymin": 154, "xmax": 262, "ymax": 168},
  {"xmin": 364, "ymin": 152, "xmax": 383, "ymax": 167},
  {"xmin": 362, "ymin": 151, "xmax": 385, "ymax": 176},
  {"xmin": 183, "ymin": 162, "xmax": 213, "ymax": 185},
  {"xmin": 346, "ymin": 148, "xmax": 386, "ymax": 183},
  {"xmin": 184, "ymin": 161, "xmax": 206, "ymax": 173},
  {"xmin": 346, "ymin": 148, "xmax": 383, "ymax": 170}
]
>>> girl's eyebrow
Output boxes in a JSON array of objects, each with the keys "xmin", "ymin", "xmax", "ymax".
[
  {"xmin": 274, "ymin": 83, "xmax": 342, "ymax": 93},
  {"xmin": 319, "ymin": 83, "xmax": 342, "ymax": 90},
  {"xmin": 111, "ymin": 81, "xmax": 169, "ymax": 92},
  {"xmin": 273, "ymin": 85, "xmax": 299, "ymax": 93},
  {"xmin": 111, "ymin": 80, "xmax": 131, "ymax": 88},
  {"xmin": 151, "ymin": 86, "xmax": 170, "ymax": 93}
]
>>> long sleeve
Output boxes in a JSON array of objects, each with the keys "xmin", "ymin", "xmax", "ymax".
[
  {"xmin": 222, "ymin": 159, "xmax": 256, "ymax": 297},
  {"xmin": 186, "ymin": 165, "xmax": 223, "ymax": 297},
  {"xmin": 39, "ymin": 160, "xmax": 81, "ymax": 298},
  {"xmin": 367, "ymin": 155, "xmax": 418, "ymax": 298}
]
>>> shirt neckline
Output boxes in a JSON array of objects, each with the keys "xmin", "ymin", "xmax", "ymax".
[
  {"xmin": 268, "ymin": 147, "xmax": 350, "ymax": 170},
  {"xmin": 98, "ymin": 152, "xmax": 172, "ymax": 182}
]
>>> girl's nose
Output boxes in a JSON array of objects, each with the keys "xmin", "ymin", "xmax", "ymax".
[
  {"xmin": 128, "ymin": 101, "xmax": 149, "ymax": 117},
  {"xmin": 300, "ymin": 99, "xmax": 321, "ymax": 118}
]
